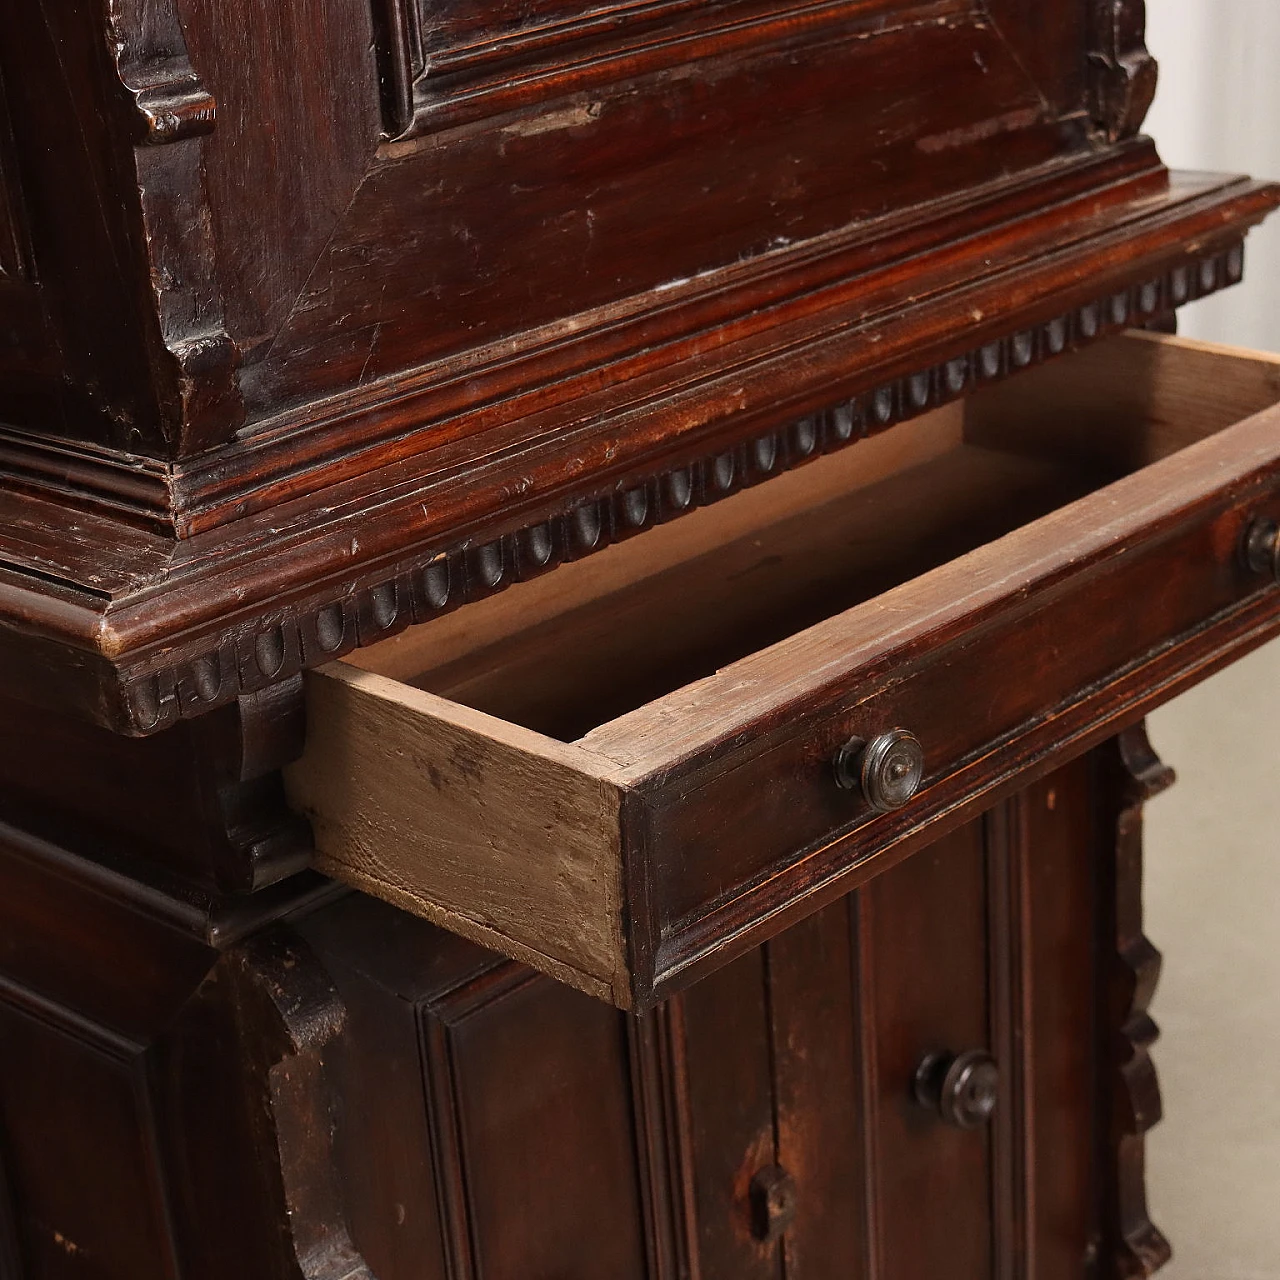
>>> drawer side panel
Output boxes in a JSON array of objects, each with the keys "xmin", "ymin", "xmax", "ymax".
[{"xmin": 286, "ymin": 664, "xmax": 630, "ymax": 1004}]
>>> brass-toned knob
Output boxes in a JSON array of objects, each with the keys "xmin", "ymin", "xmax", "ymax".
[
  {"xmin": 748, "ymin": 1165, "xmax": 797, "ymax": 1242},
  {"xmin": 913, "ymin": 1049, "xmax": 999, "ymax": 1130},
  {"xmin": 833, "ymin": 729, "xmax": 924, "ymax": 812},
  {"xmin": 1245, "ymin": 517, "xmax": 1280, "ymax": 582}
]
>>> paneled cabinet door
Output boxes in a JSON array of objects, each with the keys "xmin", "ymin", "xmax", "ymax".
[
  {"xmin": 298, "ymin": 736, "xmax": 1162, "ymax": 1280},
  {"xmin": 667, "ymin": 749, "xmax": 1121, "ymax": 1280}
]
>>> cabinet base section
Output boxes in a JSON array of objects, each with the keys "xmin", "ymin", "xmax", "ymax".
[{"xmin": 0, "ymin": 731, "xmax": 1169, "ymax": 1277}]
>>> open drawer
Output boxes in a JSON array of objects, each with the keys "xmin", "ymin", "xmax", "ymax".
[{"xmin": 285, "ymin": 332, "xmax": 1280, "ymax": 1010}]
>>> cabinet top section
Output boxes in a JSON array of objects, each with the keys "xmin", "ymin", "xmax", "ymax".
[{"xmin": 0, "ymin": 0, "xmax": 1277, "ymax": 731}]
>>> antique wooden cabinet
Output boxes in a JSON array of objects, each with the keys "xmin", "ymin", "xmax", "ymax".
[{"xmin": 1, "ymin": 0, "xmax": 1279, "ymax": 1275}]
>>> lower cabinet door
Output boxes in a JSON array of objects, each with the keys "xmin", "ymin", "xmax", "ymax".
[{"xmin": 296, "ymin": 733, "xmax": 1165, "ymax": 1280}]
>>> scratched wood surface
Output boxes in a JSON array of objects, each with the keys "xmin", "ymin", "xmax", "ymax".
[
  {"xmin": 291, "ymin": 743, "xmax": 1147, "ymax": 1278},
  {"xmin": 0, "ymin": 2, "xmax": 1278, "ymax": 732}
]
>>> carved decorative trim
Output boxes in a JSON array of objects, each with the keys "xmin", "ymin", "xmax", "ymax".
[
  {"xmin": 228, "ymin": 931, "xmax": 376, "ymax": 1280},
  {"xmin": 374, "ymin": 0, "xmax": 958, "ymax": 137},
  {"xmin": 1098, "ymin": 725, "xmax": 1174, "ymax": 1277},
  {"xmin": 206, "ymin": 675, "xmax": 314, "ymax": 894},
  {"xmin": 108, "ymin": 2, "xmax": 218, "ymax": 146},
  {"xmin": 105, "ymin": 1, "xmax": 244, "ymax": 453},
  {"xmin": 117, "ymin": 242, "xmax": 1244, "ymax": 733},
  {"xmin": 629, "ymin": 1006, "xmax": 698, "ymax": 1279},
  {"xmin": 1088, "ymin": 0, "xmax": 1158, "ymax": 142},
  {"xmin": 124, "ymin": 57, "xmax": 218, "ymax": 146}
]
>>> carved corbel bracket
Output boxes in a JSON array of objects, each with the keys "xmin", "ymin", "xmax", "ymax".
[
  {"xmin": 121, "ymin": 55, "xmax": 218, "ymax": 147},
  {"xmin": 104, "ymin": 0, "xmax": 244, "ymax": 455},
  {"xmin": 1089, "ymin": 0, "xmax": 1159, "ymax": 142},
  {"xmin": 224, "ymin": 929, "xmax": 377, "ymax": 1280},
  {"xmin": 200, "ymin": 674, "xmax": 315, "ymax": 895},
  {"xmin": 1099, "ymin": 724, "xmax": 1174, "ymax": 1278}
]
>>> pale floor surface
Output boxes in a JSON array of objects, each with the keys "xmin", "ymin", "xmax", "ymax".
[{"xmin": 1145, "ymin": 637, "xmax": 1280, "ymax": 1279}]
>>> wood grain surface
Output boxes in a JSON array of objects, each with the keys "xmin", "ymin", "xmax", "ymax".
[{"xmin": 284, "ymin": 661, "xmax": 631, "ymax": 1003}]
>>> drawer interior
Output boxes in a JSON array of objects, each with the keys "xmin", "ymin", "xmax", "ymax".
[{"xmin": 349, "ymin": 332, "xmax": 1280, "ymax": 742}]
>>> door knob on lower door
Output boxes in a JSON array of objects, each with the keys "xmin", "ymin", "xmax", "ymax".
[{"xmin": 913, "ymin": 1049, "xmax": 999, "ymax": 1129}]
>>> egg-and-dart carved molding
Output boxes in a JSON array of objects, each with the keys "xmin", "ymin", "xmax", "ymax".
[{"xmin": 119, "ymin": 244, "xmax": 1244, "ymax": 734}]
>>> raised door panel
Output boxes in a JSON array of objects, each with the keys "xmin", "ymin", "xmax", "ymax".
[
  {"xmin": 443, "ymin": 972, "xmax": 651, "ymax": 1279},
  {"xmin": 304, "ymin": 907, "xmax": 657, "ymax": 1280},
  {"xmin": 375, "ymin": 0, "xmax": 966, "ymax": 135},
  {"xmin": 243, "ymin": 8, "xmax": 1076, "ymax": 407},
  {"xmin": 0, "ymin": 1004, "xmax": 177, "ymax": 1280},
  {"xmin": 1017, "ymin": 759, "xmax": 1100, "ymax": 1277},
  {"xmin": 676, "ymin": 946, "xmax": 782, "ymax": 1279},
  {"xmin": 769, "ymin": 900, "xmax": 868, "ymax": 1277},
  {"xmin": 863, "ymin": 822, "xmax": 996, "ymax": 1277}
]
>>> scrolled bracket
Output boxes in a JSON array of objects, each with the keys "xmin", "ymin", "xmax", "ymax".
[
  {"xmin": 127, "ymin": 57, "xmax": 218, "ymax": 147},
  {"xmin": 102, "ymin": 0, "xmax": 244, "ymax": 453},
  {"xmin": 1098, "ymin": 723, "xmax": 1174, "ymax": 1278},
  {"xmin": 106, "ymin": 1, "xmax": 218, "ymax": 147},
  {"xmin": 224, "ymin": 929, "xmax": 377, "ymax": 1280},
  {"xmin": 1088, "ymin": 0, "xmax": 1159, "ymax": 142}
]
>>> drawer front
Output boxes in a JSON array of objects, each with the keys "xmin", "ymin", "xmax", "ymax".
[
  {"xmin": 631, "ymin": 449, "xmax": 1280, "ymax": 990},
  {"xmin": 291, "ymin": 335, "xmax": 1280, "ymax": 1008}
]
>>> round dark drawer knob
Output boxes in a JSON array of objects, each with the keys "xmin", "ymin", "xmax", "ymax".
[
  {"xmin": 1245, "ymin": 517, "xmax": 1280, "ymax": 582},
  {"xmin": 913, "ymin": 1049, "xmax": 999, "ymax": 1129},
  {"xmin": 833, "ymin": 729, "xmax": 925, "ymax": 812}
]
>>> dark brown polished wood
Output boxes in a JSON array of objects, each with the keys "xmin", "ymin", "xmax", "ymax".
[
  {"xmin": 0, "ymin": 0, "xmax": 1278, "ymax": 734},
  {"xmin": 0, "ymin": 0, "xmax": 1277, "ymax": 1276},
  {"xmin": 0, "ymin": 730, "xmax": 1170, "ymax": 1277}
]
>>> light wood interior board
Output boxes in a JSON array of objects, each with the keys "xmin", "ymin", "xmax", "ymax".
[
  {"xmin": 580, "ymin": 396, "xmax": 1280, "ymax": 779},
  {"xmin": 965, "ymin": 331, "xmax": 1280, "ymax": 467},
  {"xmin": 347, "ymin": 401, "xmax": 965, "ymax": 682},
  {"xmin": 283, "ymin": 662, "xmax": 632, "ymax": 1005},
  {"xmin": 402, "ymin": 445, "xmax": 1096, "ymax": 740}
]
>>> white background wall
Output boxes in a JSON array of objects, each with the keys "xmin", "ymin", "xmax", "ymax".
[
  {"xmin": 1145, "ymin": 2, "xmax": 1280, "ymax": 351},
  {"xmin": 1140, "ymin": 6, "xmax": 1280, "ymax": 1277}
]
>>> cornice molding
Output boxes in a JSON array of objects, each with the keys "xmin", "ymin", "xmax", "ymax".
[{"xmin": 114, "ymin": 243, "xmax": 1242, "ymax": 734}]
